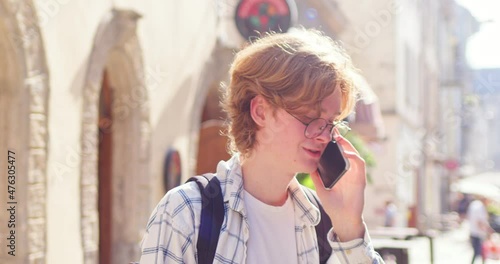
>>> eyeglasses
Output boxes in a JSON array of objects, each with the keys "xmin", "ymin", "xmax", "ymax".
[{"xmin": 286, "ymin": 111, "xmax": 350, "ymax": 139}]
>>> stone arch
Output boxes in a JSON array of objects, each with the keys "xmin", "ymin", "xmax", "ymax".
[
  {"xmin": 80, "ymin": 9, "xmax": 151, "ymax": 264},
  {"xmin": 0, "ymin": 1, "xmax": 49, "ymax": 263},
  {"xmin": 190, "ymin": 42, "xmax": 235, "ymax": 175}
]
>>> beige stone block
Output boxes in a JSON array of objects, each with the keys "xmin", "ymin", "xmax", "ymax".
[
  {"xmin": 81, "ymin": 186, "xmax": 98, "ymax": 217},
  {"xmin": 29, "ymin": 113, "xmax": 46, "ymax": 148},
  {"xmin": 29, "ymin": 251, "xmax": 45, "ymax": 264},
  {"xmin": 27, "ymin": 184, "xmax": 45, "ymax": 218},
  {"xmin": 83, "ymin": 86, "xmax": 99, "ymax": 115},
  {"xmin": 81, "ymin": 160, "xmax": 97, "ymax": 186},
  {"xmin": 81, "ymin": 216, "xmax": 98, "ymax": 252},
  {"xmin": 83, "ymin": 251, "xmax": 98, "ymax": 264},
  {"xmin": 28, "ymin": 148, "xmax": 46, "ymax": 184},
  {"xmin": 82, "ymin": 132, "xmax": 98, "ymax": 158},
  {"xmin": 27, "ymin": 75, "xmax": 47, "ymax": 114},
  {"xmin": 27, "ymin": 218, "xmax": 45, "ymax": 255},
  {"xmin": 82, "ymin": 122, "xmax": 98, "ymax": 135}
]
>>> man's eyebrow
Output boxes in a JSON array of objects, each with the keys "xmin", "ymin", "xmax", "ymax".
[
  {"xmin": 320, "ymin": 107, "xmax": 341, "ymax": 115},
  {"xmin": 321, "ymin": 110, "xmax": 342, "ymax": 121}
]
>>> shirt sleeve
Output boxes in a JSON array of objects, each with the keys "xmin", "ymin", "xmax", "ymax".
[
  {"xmin": 326, "ymin": 224, "xmax": 385, "ymax": 264},
  {"xmin": 139, "ymin": 193, "xmax": 198, "ymax": 264}
]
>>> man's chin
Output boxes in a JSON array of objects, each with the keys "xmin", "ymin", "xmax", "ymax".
[
  {"xmin": 300, "ymin": 163, "xmax": 319, "ymax": 175},
  {"xmin": 291, "ymin": 157, "xmax": 319, "ymax": 175}
]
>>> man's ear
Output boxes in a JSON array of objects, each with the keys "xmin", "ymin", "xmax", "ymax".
[{"xmin": 250, "ymin": 95, "xmax": 269, "ymax": 127}]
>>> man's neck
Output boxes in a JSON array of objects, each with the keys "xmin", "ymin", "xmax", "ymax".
[{"xmin": 240, "ymin": 153, "xmax": 295, "ymax": 206}]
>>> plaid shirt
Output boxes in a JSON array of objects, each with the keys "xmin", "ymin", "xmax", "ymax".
[{"xmin": 140, "ymin": 155, "xmax": 383, "ymax": 264}]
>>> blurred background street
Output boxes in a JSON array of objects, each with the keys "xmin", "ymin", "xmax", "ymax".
[
  {"xmin": 371, "ymin": 220, "xmax": 500, "ymax": 264},
  {"xmin": 0, "ymin": 0, "xmax": 499, "ymax": 263},
  {"xmin": 408, "ymin": 222, "xmax": 499, "ymax": 264}
]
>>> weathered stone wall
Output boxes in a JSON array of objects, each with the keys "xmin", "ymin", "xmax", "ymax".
[{"xmin": 0, "ymin": 1, "xmax": 49, "ymax": 263}]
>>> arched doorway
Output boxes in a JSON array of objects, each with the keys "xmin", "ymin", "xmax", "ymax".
[
  {"xmin": 98, "ymin": 70, "xmax": 113, "ymax": 264},
  {"xmin": 0, "ymin": 1, "xmax": 50, "ymax": 262},
  {"xmin": 80, "ymin": 9, "xmax": 151, "ymax": 264},
  {"xmin": 192, "ymin": 43, "xmax": 234, "ymax": 176},
  {"xmin": 196, "ymin": 79, "xmax": 230, "ymax": 175}
]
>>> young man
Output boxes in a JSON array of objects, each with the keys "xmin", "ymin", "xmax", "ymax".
[{"xmin": 139, "ymin": 29, "xmax": 384, "ymax": 263}]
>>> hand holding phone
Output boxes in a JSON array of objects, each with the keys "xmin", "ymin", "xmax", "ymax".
[
  {"xmin": 311, "ymin": 138, "xmax": 366, "ymax": 242},
  {"xmin": 317, "ymin": 140, "xmax": 350, "ymax": 189}
]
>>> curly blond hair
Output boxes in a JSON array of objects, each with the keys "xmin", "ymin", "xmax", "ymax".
[{"xmin": 221, "ymin": 29, "xmax": 359, "ymax": 158}]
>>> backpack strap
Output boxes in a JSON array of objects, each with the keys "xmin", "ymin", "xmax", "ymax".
[
  {"xmin": 302, "ymin": 186, "xmax": 333, "ymax": 264},
  {"xmin": 186, "ymin": 175, "xmax": 332, "ymax": 264},
  {"xmin": 186, "ymin": 174, "xmax": 224, "ymax": 264}
]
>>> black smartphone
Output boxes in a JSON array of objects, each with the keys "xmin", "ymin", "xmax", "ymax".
[{"xmin": 317, "ymin": 140, "xmax": 350, "ymax": 189}]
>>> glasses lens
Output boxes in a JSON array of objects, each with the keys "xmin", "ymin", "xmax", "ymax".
[
  {"xmin": 305, "ymin": 118, "xmax": 328, "ymax": 138},
  {"xmin": 304, "ymin": 118, "xmax": 351, "ymax": 139}
]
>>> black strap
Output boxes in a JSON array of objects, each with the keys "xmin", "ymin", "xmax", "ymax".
[
  {"xmin": 302, "ymin": 186, "xmax": 333, "ymax": 264},
  {"xmin": 187, "ymin": 175, "xmax": 332, "ymax": 264},
  {"xmin": 186, "ymin": 175, "xmax": 224, "ymax": 264}
]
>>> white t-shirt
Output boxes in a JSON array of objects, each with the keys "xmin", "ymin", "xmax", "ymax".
[
  {"xmin": 244, "ymin": 190, "xmax": 298, "ymax": 264},
  {"xmin": 467, "ymin": 200, "xmax": 488, "ymax": 238}
]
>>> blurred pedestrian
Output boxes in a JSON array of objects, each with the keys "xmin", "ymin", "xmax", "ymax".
[
  {"xmin": 467, "ymin": 196, "xmax": 494, "ymax": 264},
  {"xmin": 384, "ymin": 200, "xmax": 397, "ymax": 227},
  {"xmin": 457, "ymin": 193, "xmax": 472, "ymax": 222}
]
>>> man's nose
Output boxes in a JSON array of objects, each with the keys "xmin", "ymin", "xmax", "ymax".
[{"xmin": 316, "ymin": 126, "xmax": 333, "ymax": 142}]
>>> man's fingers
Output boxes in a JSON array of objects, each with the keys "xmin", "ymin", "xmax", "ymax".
[
  {"xmin": 334, "ymin": 135, "xmax": 359, "ymax": 156},
  {"xmin": 310, "ymin": 170, "xmax": 328, "ymax": 192}
]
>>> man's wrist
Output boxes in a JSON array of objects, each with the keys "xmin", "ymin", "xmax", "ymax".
[{"xmin": 332, "ymin": 221, "xmax": 365, "ymax": 242}]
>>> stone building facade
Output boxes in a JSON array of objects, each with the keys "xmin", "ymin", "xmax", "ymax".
[
  {"xmin": 1, "ymin": 1, "xmax": 50, "ymax": 262},
  {"xmin": 0, "ymin": 0, "xmax": 220, "ymax": 263},
  {"xmin": 334, "ymin": 0, "xmax": 477, "ymax": 229},
  {"xmin": 0, "ymin": 0, "xmax": 477, "ymax": 263}
]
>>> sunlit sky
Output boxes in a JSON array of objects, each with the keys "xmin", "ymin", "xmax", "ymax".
[{"xmin": 455, "ymin": 0, "xmax": 500, "ymax": 69}]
